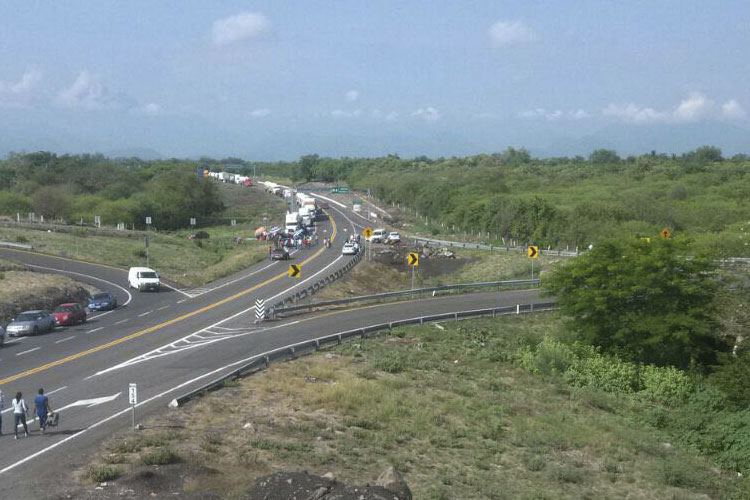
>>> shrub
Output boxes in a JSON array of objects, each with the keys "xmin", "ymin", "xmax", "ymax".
[
  {"xmin": 88, "ymin": 464, "xmax": 120, "ymax": 482},
  {"xmin": 141, "ymin": 448, "xmax": 180, "ymax": 465},
  {"xmin": 516, "ymin": 338, "xmax": 578, "ymax": 376},
  {"xmin": 639, "ymin": 364, "xmax": 693, "ymax": 406},
  {"xmin": 564, "ymin": 354, "xmax": 642, "ymax": 394}
]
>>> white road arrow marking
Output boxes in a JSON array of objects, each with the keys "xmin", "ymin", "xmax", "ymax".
[{"xmin": 55, "ymin": 392, "xmax": 122, "ymax": 413}]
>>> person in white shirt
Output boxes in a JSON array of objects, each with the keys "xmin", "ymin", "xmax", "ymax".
[{"xmin": 11, "ymin": 391, "xmax": 29, "ymax": 439}]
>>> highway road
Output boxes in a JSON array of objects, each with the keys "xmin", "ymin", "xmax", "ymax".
[{"xmin": 0, "ymin": 192, "xmax": 543, "ymax": 497}]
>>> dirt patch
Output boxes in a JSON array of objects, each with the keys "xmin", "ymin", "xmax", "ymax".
[{"xmin": 0, "ymin": 269, "xmax": 94, "ymax": 325}]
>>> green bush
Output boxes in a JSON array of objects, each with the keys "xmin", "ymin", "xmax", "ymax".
[
  {"xmin": 88, "ymin": 464, "xmax": 120, "ymax": 482},
  {"xmin": 516, "ymin": 338, "xmax": 577, "ymax": 376},
  {"xmin": 639, "ymin": 364, "xmax": 693, "ymax": 406},
  {"xmin": 564, "ymin": 354, "xmax": 641, "ymax": 394}
]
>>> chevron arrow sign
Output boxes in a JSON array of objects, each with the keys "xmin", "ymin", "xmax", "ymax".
[{"xmin": 255, "ymin": 298, "xmax": 266, "ymax": 320}]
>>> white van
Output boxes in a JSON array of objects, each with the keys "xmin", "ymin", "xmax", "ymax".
[
  {"xmin": 128, "ymin": 267, "xmax": 160, "ymax": 292},
  {"xmin": 367, "ymin": 228, "xmax": 388, "ymax": 243}
]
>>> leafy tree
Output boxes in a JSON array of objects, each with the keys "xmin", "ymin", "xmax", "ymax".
[
  {"xmin": 544, "ymin": 237, "xmax": 726, "ymax": 367},
  {"xmin": 32, "ymin": 186, "xmax": 71, "ymax": 220},
  {"xmin": 588, "ymin": 149, "xmax": 621, "ymax": 164}
]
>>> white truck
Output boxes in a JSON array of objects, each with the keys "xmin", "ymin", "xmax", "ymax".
[
  {"xmin": 299, "ymin": 206, "xmax": 314, "ymax": 227},
  {"xmin": 285, "ymin": 212, "xmax": 302, "ymax": 233}
]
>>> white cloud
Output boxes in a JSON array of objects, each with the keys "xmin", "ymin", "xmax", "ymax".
[
  {"xmin": 385, "ymin": 111, "xmax": 399, "ymax": 122},
  {"xmin": 55, "ymin": 71, "xmax": 119, "ymax": 110},
  {"xmin": 603, "ymin": 92, "xmax": 746, "ymax": 124},
  {"xmin": 0, "ymin": 70, "xmax": 43, "ymax": 107},
  {"xmin": 569, "ymin": 109, "xmax": 591, "ymax": 120},
  {"xmin": 721, "ymin": 99, "xmax": 746, "ymax": 120},
  {"xmin": 602, "ymin": 103, "xmax": 667, "ymax": 123},
  {"xmin": 518, "ymin": 107, "xmax": 589, "ymax": 121},
  {"xmin": 136, "ymin": 102, "xmax": 164, "ymax": 116},
  {"xmin": 412, "ymin": 106, "xmax": 440, "ymax": 122},
  {"xmin": 331, "ymin": 109, "xmax": 362, "ymax": 118},
  {"xmin": 488, "ymin": 21, "xmax": 536, "ymax": 48},
  {"xmin": 345, "ymin": 90, "xmax": 359, "ymax": 102},
  {"xmin": 212, "ymin": 11, "xmax": 272, "ymax": 47},
  {"xmin": 673, "ymin": 92, "xmax": 713, "ymax": 122},
  {"xmin": 251, "ymin": 108, "xmax": 271, "ymax": 117}
]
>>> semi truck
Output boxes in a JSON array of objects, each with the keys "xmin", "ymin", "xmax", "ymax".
[{"xmin": 285, "ymin": 212, "xmax": 302, "ymax": 233}]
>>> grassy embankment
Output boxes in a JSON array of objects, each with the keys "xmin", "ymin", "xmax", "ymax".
[
  {"xmin": 0, "ymin": 184, "xmax": 287, "ymax": 287},
  {"xmin": 87, "ymin": 313, "xmax": 745, "ymax": 499}
]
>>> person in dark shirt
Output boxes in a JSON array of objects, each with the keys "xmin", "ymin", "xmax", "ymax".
[{"xmin": 33, "ymin": 388, "xmax": 51, "ymax": 435}]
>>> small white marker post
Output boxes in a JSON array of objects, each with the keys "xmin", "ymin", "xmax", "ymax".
[{"xmin": 129, "ymin": 383, "xmax": 137, "ymax": 430}]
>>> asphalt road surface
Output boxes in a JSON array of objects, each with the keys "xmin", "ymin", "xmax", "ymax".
[{"xmin": 0, "ymin": 195, "xmax": 543, "ymax": 498}]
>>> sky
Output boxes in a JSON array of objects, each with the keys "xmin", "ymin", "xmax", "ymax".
[{"xmin": 1, "ymin": 1, "xmax": 750, "ymax": 159}]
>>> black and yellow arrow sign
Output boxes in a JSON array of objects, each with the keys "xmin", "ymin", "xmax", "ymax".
[
  {"xmin": 288, "ymin": 264, "xmax": 301, "ymax": 278},
  {"xmin": 407, "ymin": 252, "xmax": 419, "ymax": 267},
  {"xmin": 362, "ymin": 226, "xmax": 373, "ymax": 238},
  {"xmin": 660, "ymin": 228, "xmax": 671, "ymax": 239},
  {"xmin": 527, "ymin": 246, "xmax": 539, "ymax": 259}
]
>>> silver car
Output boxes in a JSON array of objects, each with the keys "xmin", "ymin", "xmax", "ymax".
[{"xmin": 6, "ymin": 310, "xmax": 56, "ymax": 337}]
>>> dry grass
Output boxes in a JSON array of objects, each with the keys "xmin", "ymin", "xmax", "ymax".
[{"xmin": 92, "ymin": 315, "xmax": 744, "ymax": 499}]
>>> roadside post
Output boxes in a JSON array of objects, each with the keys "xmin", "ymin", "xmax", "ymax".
[
  {"xmin": 190, "ymin": 217, "xmax": 196, "ymax": 227},
  {"xmin": 145, "ymin": 216, "xmax": 152, "ymax": 267},
  {"xmin": 128, "ymin": 383, "xmax": 137, "ymax": 430},
  {"xmin": 362, "ymin": 226, "xmax": 373, "ymax": 262},
  {"xmin": 254, "ymin": 298, "xmax": 266, "ymax": 324},
  {"xmin": 527, "ymin": 246, "xmax": 539, "ymax": 279},
  {"xmin": 408, "ymin": 252, "xmax": 419, "ymax": 290}
]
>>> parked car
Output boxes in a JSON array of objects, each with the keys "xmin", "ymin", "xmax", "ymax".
[
  {"xmin": 270, "ymin": 248, "xmax": 290, "ymax": 260},
  {"xmin": 385, "ymin": 232, "xmax": 401, "ymax": 244},
  {"xmin": 6, "ymin": 310, "xmax": 56, "ymax": 336},
  {"xmin": 0, "ymin": 326, "xmax": 6, "ymax": 347},
  {"xmin": 53, "ymin": 303, "xmax": 87, "ymax": 326},
  {"xmin": 88, "ymin": 292, "xmax": 118, "ymax": 311},
  {"xmin": 342, "ymin": 242, "xmax": 358, "ymax": 255},
  {"xmin": 367, "ymin": 228, "xmax": 388, "ymax": 243}
]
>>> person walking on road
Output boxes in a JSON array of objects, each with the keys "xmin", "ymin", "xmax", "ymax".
[
  {"xmin": 11, "ymin": 391, "xmax": 29, "ymax": 439},
  {"xmin": 33, "ymin": 388, "xmax": 52, "ymax": 434}
]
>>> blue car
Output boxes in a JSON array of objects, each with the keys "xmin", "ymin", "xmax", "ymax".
[{"xmin": 88, "ymin": 292, "xmax": 118, "ymax": 311}]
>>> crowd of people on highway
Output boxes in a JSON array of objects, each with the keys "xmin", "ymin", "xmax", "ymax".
[{"xmin": 0, "ymin": 388, "xmax": 57, "ymax": 439}]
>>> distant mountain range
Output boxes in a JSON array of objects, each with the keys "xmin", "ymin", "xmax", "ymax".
[{"xmin": 2, "ymin": 119, "xmax": 749, "ymax": 161}]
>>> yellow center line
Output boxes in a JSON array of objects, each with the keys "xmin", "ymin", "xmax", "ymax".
[{"xmin": 0, "ymin": 212, "xmax": 338, "ymax": 386}]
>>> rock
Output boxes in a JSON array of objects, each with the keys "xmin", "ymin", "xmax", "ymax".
[
  {"xmin": 661, "ymin": 442, "xmax": 672, "ymax": 449},
  {"xmin": 243, "ymin": 423, "xmax": 256, "ymax": 432},
  {"xmin": 323, "ymin": 472, "xmax": 336, "ymax": 480},
  {"xmin": 376, "ymin": 466, "xmax": 412, "ymax": 500},
  {"xmin": 325, "ymin": 353, "xmax": 337, "ymax": 359}
]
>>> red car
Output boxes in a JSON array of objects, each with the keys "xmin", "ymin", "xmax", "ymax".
[{"xmin": 53, "ymin": 303, "xmax": 87, "ymax": 326}]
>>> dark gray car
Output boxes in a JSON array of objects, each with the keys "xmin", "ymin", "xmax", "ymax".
[{"xmin": 6, "ymin": 310, "xmax": 56, "ymax": 337}]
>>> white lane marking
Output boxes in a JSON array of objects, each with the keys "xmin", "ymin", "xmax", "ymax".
[
  {"xmin": 16, "ymin": 347, "xmax": 40, "ymax": 356},
  {"xmin": 157, "ymin": 306, "xmax": 170, "ymax": 311},
  {"xmin": 55, "ymin": 336, "xmax": 76, "ymax": 344},
  {"xmin": 4, "ymin": 337, "xmax": 26, "ymax": 345},
  {"xmin": 138, "ymin": 311, "xmax": 153, "ymax": 317},
  {"xmin": 177, "ymin": 299, "xmax": 187, "ymax": 304},
  {"xmin": 24, "ymin": 264, "xmax": 132, "ymax": 316},
  {"xmin": 310, "ymin": 193, "xmax": 346, "ymax": 208},
  {"xmin": 160, "ymin": 282, "xmax": 193, "ymax": 298},
  {"xmin": 86, "ymin": 327, "xmax": 103, "ymax": 334},
  {"xmin": 114, "ymin": 319, "xmax": 129, "ymax": 325},
  {"xmin": 55, "ymin": 392, "xmax": 121, "ymax": 413}
]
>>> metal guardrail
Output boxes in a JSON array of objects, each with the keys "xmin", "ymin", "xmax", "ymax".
[
  {"xmin": 413, "ymin": 236, "xmax": 580, "ymax": 257},
  {"xmin": 271, "ymin": 279, "xmax": 541, "ymax": 316},
  {"xmin": 168, "ymin": 301, "xmax": 557, "ymax": 408},
  {"xmin": 0, "ymin": 241, "xmax": 33, "ymax": 250}
]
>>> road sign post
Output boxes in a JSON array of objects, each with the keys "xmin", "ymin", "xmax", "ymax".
[
  {"xmin": 128, "ymin": 383, "xmax": 137, "ymax": 430},
  {"xmin": 362, "ymin": 227, "xmax": 373, "ymax": 262},
  {"xmin": 288, "ymin": 264, "xmax": 301, "ymax": 278},
  {"xmin": 407, "ymin": 252, "xmax": 419, "ymax": 290},
  {"xmin": 527, "ymin": 246, "xmax": 539, "ymax": 279}
]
